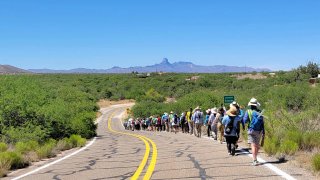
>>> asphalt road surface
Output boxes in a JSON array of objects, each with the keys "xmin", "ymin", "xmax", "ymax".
[{"xmin": 6, "ymin": 104, "xmax": 316, "ymax": 180}]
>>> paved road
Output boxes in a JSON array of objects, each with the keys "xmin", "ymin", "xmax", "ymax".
[{"xmin": 6, "ymin": 104, "xmax": 315, "ymax": 180}]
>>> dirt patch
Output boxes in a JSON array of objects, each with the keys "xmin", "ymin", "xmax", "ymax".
[
  {"xmin": 96, "ymin": 99, "xmax": 135, "ymax": 118},
  {"xmin": 233, "ymin": 73, "xmax": 267, "ymax": 80},
  {"xmin": 97, "ymin": 99, "xmax": 135, "ymax": 109},
  {"xmin": 165, "ymin": 97, "xmax": 177, "ymax": 103}
]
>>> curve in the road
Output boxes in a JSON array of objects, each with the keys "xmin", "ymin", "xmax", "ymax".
[{"xmin": 108, "ymin": 111, "xmax": 157, "ymax": 180}]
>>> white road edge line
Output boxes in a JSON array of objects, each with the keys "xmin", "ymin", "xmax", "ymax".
[
  {"xmin": 202, "ymin": 136, "xmax": 296, "ymax": 180},
  {"xmin": 11, "ymin": 137, "xmax": 97, "ymax": 180}
]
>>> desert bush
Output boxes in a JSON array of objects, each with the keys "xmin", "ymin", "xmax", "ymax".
[
  {"xmin": 0, "ymin": 151, "xmax": 25, "ymax": 169},
  {"xmin": 263, "ymin": 137, "xmax": 280, "ymax": 156},
  {"xmin": 301, "ymin": 132, "xmax": 320, "ymax": 150},
  {"xmin": 0, "ymin": 143, "xmax": 8, "ymax": 152},
  {"xmin": 15, "ymin": 141, "xmax": 39, "ymax": 154},
  {"xmin": 56, "ymin": 138, "xmax": 72, "ymax": 151},
  {"xmin": 285, "ymin": 130, "xmax": 303, "ymax": 148},
  {"xmin": 68, "ymin": 135, "xmax": 86, "ymax": 148},
  {"xmin": 279, "ymin": 140, "xmax": 299, "ymax": 155},
  {"xmin": 312, "ymin": 153, "xmax": 320, "ymax": 171},
  {"xmin": 0, "ymin": 153, "xmax": 11, "ymax": 177},
  {"xmin": 36, "ymin": 139, "xmax": 57, "ymax": 159}
]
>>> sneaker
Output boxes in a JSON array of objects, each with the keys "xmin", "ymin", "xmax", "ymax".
[{"xmin": 252, "ymin": 160, "xmax": 259, "ymax": 166}]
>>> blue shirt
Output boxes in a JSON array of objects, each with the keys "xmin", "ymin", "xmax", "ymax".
[
  {"xmin": 243, "ymin": 110, "xmax": 265, "ymax": 133},
  {"xmin": 204, "ymin": 114, "xmax": 210, "ymax": 124},
  {"xmin": 222, "ymin": 115, "xmax": 242, "ymax": 136}
]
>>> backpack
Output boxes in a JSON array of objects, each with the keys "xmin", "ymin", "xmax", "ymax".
[
  {"xmin": 174, "ymin": 115, "xmax": 178, "ymax": 124},
  {"xmin": 248, "ymin": 110, "xmax": 264, "ymax": 131},
  {"xmin": 225, "ymin": 117, "xmax": 234, "ymax": 134}
]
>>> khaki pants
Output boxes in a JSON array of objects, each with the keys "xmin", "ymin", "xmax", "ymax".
[
  {"xmin": 195, "ymin": 123, "xmax": 202, "ymax": 138},
  {"xmin": 189, "ymin": 121, "xmax": 194, "ymax": 135},
  {"xmin": 165, "ymin": 122, "xmax": 169, "ymax": 132},
  {"xmin": 217, "ymin": 122, "xmax": 225, "ymax": 143}
]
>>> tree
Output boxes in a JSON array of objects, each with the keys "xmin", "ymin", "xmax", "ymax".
[{"xmin": 298, "ymin": 61, "xmax": 319, "ymax": 78}]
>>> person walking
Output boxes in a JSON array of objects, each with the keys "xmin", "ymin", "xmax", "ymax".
[
  {"xmin": 216, "ymin": 107, "xmax": 225, "ymax": 144},
  {"xmin": 187, "ymin": 108, "xmax": 193, "ymax": 135},
  {"xmin": 222, "ymin": 106, "xmax": 242, "ymax": 156},
  {"xmin": 180, "ymin": 112, "xmax": 187, "ymax": 133},
  {"xmin": 209, "ymin": 108, "xmax": 218, "ymax": 140},
  {"xmin": 230, "ymin": 101, "xmax": 245, "ymax": 148},
  {"xmin": 205, "ymin": 109, "xmax": 212, "ymax": 137},
  {"xmin": 194, "ymin": 106, "xmax": 204, "ymax": 138},
  {"xmin": 161, "ymin": 112, "xmax": 168, "ymax": 131},
  {"xmin": 243, "ymin": 98, "xmax": 265, "ymax": 166},
  {"xmin": 169, "ymin": 111, "xmax": 174, "ymax": 132},
  {"xmin": 157, "ymin": 115, "xmax": 162, "ymax": 131}
]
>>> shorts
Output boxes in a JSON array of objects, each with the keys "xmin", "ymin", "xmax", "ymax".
[{"xmin": 248, "ymin": 130, "xmax": 262, "ymax": 145}]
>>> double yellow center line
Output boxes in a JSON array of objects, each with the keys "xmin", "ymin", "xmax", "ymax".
[{"xmin": 107, "ymin": 111, "xmax": 157, "ymax": 180}]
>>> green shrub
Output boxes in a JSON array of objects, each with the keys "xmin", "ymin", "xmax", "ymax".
[
  {"xmin": 0, "ymin": 153, "xmax": 11, "ymax": 177},
  {"xmin": 263, "ymin": 137, "xmax": 280, "ymax": 156},
  {"xmin": 301, "ymin": 132, "xmax": 320, "ymax": 150},
  {"xmin": 68, "ymin": 135, "xmax": 86, "ymax": 148},
  {"xmin": 0, "ymin": 151, "xmax": 25, "ymax": 170},
  {"xmin": 279, "ymin": 140, "xmax": 298, "ymax": 155},
  {"xmin": 285, "ymin": 130, "xmax": 303, "ymax": 148},
  {"xmin": 56, "ymin": 138, "xmax": 72, "ymax": 151},
  {"xmin": 15, "ymin": 141, "xmax": 39, "ymax": 154},
  {"xmin": 36, "ymin": 139, "xmax": 56, "ymax": 159},
  {"xmin": 0, "ymin": 143, "xmax": 8, "ymax": 152},
  {"xmin": 312, "ymin": 153, "xmax": 320, "ymax": 171}
]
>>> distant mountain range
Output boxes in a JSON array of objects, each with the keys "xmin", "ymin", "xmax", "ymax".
[
  {"xmin": 29, "ymin": 58, "xmax": 270, "ymax": 73},
  {"xmin": 0, "ymin": 65, "xmax": 31, "ymax": 74}
]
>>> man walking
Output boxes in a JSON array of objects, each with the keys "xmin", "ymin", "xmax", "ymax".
[
  {"xmin": 209, "ymin": 108, "xmax": 218, "ymax": 140},
  {"xmin": 193, "ymin": 107, "xmax": 204, "ymax": 138},
  {"xmin": 187, "ymin": 108, "xmax": 194, "ymax": 135},
  {"xmin": 222, "ymin": 106, "xmax": 242, "ymax": 156},
  {"xmin": 243, "ymin": 98, "xmax": 265, "ymax": 166},
  {"xmin": 205, "ymin": 109, "xmax": 212, "ymax": 137}
]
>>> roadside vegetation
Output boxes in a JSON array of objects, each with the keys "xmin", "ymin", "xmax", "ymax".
[{"xmin": 0, "ymin": 61, "xmax": 319, "ymax": 176}]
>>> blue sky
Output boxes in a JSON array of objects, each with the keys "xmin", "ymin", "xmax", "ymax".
[{"xmin": 0, "ymin": 0, "xmax": 319, "ymax": 70}]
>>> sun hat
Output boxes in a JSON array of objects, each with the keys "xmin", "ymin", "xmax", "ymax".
[
  {"xmin": 211, "ymin": 107, "xmax": 217, "ymax": 114},
  {"xmin": 230, "ymin": 101, "xmax": 240, "ymax": 108},
  {"xmin": 226, "ymin": 106, "xmax": 238, "ymax": 117},
  {"xmin": 248, "ymin": 98, "xmax": 261, "ymax": 107},
  {"xmin": 170, "ymin": 111, "xmax": 173, "ymax": 114}
]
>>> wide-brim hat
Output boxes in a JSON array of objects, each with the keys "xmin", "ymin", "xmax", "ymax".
[
  {"xmin": 211, "ymin": 108, "xmax": 217, "ymax": 114},
  {"xmin": 248, "ymin": 98, "xmax": 260, "ymax": 107},
  {"xmin": 226, "ymin": 106, "xmax": 238, "ymax": 117},
  {"xmin": 230, "ymin": 101, "xmax": 240, "ymax": 108},
  {"xmin": 170, "ymin": 111, "xmax": 173, "ymax": 114}
]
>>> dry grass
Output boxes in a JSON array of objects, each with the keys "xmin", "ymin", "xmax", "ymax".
[
  {"xmin": 232, "ymin": 73, "xmax": 268, "ymax": 80},
  {"xmin": 23, "ymin": 151, "xmax": 39, "ymax": 162},
  {"xmin": 0, "ymin": 159, "xmax": 10, "ymax": 177}
]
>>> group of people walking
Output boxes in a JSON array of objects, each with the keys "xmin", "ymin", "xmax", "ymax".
[{"xmin": 124, "ymin": 98, "xmax": 265, "ymax": 166}]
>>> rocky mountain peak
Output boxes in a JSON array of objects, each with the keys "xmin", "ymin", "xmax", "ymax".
[{"xmin": 160, "ymin": 58, "xmax": 170, "ymax": 65}]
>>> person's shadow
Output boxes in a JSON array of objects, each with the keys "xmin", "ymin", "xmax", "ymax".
[{"xmin": 235, "ymin": 148, "xmax": 287, "ymax": 165}]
